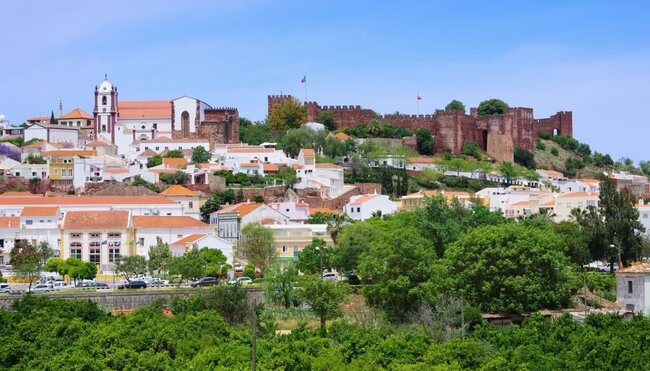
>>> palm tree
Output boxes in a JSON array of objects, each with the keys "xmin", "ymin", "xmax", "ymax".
[{"xmin": 326, "ymin": 214, "xmax": 351, "ymax": 243}]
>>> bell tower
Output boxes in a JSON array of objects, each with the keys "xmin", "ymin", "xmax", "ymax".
[{"xmin": 93, "ymin": 74, "xmax": 119, "ymax": 143}]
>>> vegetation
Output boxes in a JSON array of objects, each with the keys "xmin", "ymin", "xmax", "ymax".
[
  {"xmin": 5, "ymin": 288, "xmax": 650, "ymax": 369},
  {"xmin": 114, "ymin": 256, "xmax": 147, "ymax": 281},
  {"xmin": 296, "ymin": 238, "xmax": 333, "ymax": 274},
  {"xmin": 239, "ymin": 118, "xmax": 273, "ymax": 145},
  {"xmin": 132, "ymin": 175, "xmax": 160, "ymax": 193},
  {"xmin": 147, "ymin": 238, "xmax": 172, "ymax": 276},
  {"xmin": 263, "ymin": 263, "xmax": 298, "ymax": 308},
  {"xmin": 415, "ymin": 128, "xmax": 434, "ymax": 155},
  {"xmin": 514, "ymin": 146, "xmax": 536, "ymax": 169},
  {"xmin": 163, "ymin": 149, "xmax": 184, "ymax": 158},
  {"xmin": 268, "ymin": 96, "xmax": 307, "ymax": 133},
  {"xmin": 25, "ymin": 154, "xmax": 46, "ymax": 164},
  {"xmin": 298, "ymin": 275, "xmax": 350, "ymax": 335},
  {"xmin": 190, "ymin": 145, "xmax": 211, "ymax": 163},
  {"xmin": 146, "ymin": 154, "xmax": 162, "ymax": 168},
  {"xmin": 461, "ymin": 141, "xmax": 482, "ymax": 160},
  {"xmin": 476, "ymin": 98, "xmax": 509, "ymax": 115},
  {"xmin": 10, "ymin": 241, "xmax": 52, "ymax": 289},
  {"xmin": 445, "ymin": 99, "xmax": 465, "ymax": 111},
  {"xmin": 317, "ymin": 110, "xmax": 336, "ymax": 131},
  {"xmin": 240, "ymin": 223, "xmax": 276, "ymax": 274},
  {"xmin": 168, "ymin": 247, "xmax": 206, "ymax": 285},
  {"xmin": 342, "ymin": 119, "xmax": 412, "ymax": 139},
  {"xmin": 159, "ymin": 171, "xmax": 188, "ymax": 185},
  {"xmin": 199, "ymin": 189, "xmax": 237, "ymax": 222}
]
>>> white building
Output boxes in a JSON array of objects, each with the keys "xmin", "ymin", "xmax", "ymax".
[
  {"xmin": 345, "ymin": 193, "xmax": 397, "ymax": 221},
  {"xmin": 209, "ymin": 202, "xmax": 290, "ymax": 246},
  {"xmin": 23, "ymin": 123, "xmax": 79, "ymax": 147},
  {"xmin": 132, "ymin": 216, "xmax": 215, "ymax": 257},
  {"xmin": 616, "ymin": 264, "xmax": 650, "ymax": 314}
]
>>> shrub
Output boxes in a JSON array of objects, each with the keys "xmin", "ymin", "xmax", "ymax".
[
  {"xmin": 551, "ymin": 148, "xmax": 559, "ymax": 156},
  {"xmin": 243, "ymin": 264, "xmax": 256, "ymax": 279},
  {"xmin": 537, "ymin": 131, "xmax": 552, "ymax": 140},
  {"xmin": 535, "ymin": 139, "xmax": 546, "ymax": 151},
  {"xmin": 514, "ymin": 147, "xmax": 536, "ymax": 170},
  {"xmin": 461, "ymin": 142, "xmax": 482, "ymax": 160}
]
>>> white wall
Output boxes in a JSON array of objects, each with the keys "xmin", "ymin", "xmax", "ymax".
[{"xmin": 23, "ymin": 126, "xmax": 47, "ymax": 143}]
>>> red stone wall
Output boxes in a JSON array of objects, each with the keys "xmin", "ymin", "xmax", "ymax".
[
  {"xmin": 266, "ymin": 95, "xmax": 573, "ymax": 156},
  {"xmin": 295, "ymin": 183, "xmax": 381, "ymax": 211}
]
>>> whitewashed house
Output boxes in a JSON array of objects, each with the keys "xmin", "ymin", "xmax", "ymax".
[{"xmin": 345, "ymin": 193, "xmax": 397, "ymax": 221}]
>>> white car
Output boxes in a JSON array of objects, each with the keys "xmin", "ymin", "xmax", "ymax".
[
  {"xmin": 51, "ymin": 281, "xmax": 73, "ymax": 290},
  {"xmin": 228, "ymin": 277, "xmax": 253, "ymax": 285},
  {"xmin": 28, "ymin": 284, "xmax": 51, "ymax": 293},
  {"xmin": 0, "ymin": 283, "xmax": 12, "ymax": 294},
  {"xmin": 322, "ymin": 272, "xmax": 340, "ymax": 282}
]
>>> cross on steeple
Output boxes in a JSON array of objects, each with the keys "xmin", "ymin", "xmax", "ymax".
[{"xmin": 104, "ymin": 73, "xmax": 108, "ymax": 80}]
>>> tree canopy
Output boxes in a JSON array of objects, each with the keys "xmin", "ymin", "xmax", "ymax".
[
  {"xmin": 191, "ymin": 145, "xmax": 211, "ymax": 163},
  {"xmin": 240, "ymin": 223, "xmax": 276, "ymax": 274},
  {"xmin": 445, "ymin": 100, "xmax": 466, "ymax": 112},
  {"xmin": 476, "ymin": 99, "xmax": 509, "ymax": 116},
  {"xmin": 268, "ymin": 97, "xmax": 307, "ymax": 133}
]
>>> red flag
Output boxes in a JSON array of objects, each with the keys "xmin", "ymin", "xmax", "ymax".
[
  {"xmin": 417, "ymin": 93, "xmax": 422, "ymax": 101},
  {"xmin": 301, "ymin": 76, "xmax": 306, "ymax": 83}
]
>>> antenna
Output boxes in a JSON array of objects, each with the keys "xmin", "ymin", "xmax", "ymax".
[{"xmin": 58, "ymin": 100, "xmax": 63, "ymax": 118}]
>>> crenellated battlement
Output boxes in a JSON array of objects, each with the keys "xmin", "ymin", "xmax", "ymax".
[
  {"xmin": 383, "ymin": 114, "xmax": 435, "ymax": 119},
  {"xmin": 320, "ymin": 105, "xmax": 363, "ymax": 110},
  {"xmin": 207, "ymin": 107, "xmax": 238, "ymax": 112}
]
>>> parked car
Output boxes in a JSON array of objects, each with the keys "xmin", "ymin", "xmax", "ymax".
[
  {"xmin": 191, "ymin": 277, "xmax": 219, "ymax": 287},
  {"xmin": 27, "ymin": 284, "xmax": 51, "ymax": 293},
  {"xmin": 0, "ymin": 283, "xmax": 12, "ymax": 294},
  {"xmin": 322, "ymin": 272, "xmax": 340, "ymax": 282},
  {"xmin": 90, "ymin": 282, "xmax": 109, "ymax": 289},
  {"xmin": 51, "ymin": 281, "xmax": 73, "ymax": 290},
  {"xmin": 117, "ymin": 280, "xmax": 147, "ymax": 289},
  {"xmin": 228, "ymin": 276, "xmax": 253, "ymax": 285},
  {"xmin": 147, "ymin": 278, "xmax": 169, "ymax": 286}
]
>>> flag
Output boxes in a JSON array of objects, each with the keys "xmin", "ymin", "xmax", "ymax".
[
  {"xmin": 301, "ymin": 76, "xmax": 306, "ymax": 84},
  {"xmin": 101, "ymin": 240, "xmax": 108, "ymax": 246},
  {"xmin": 417, "ymin": 93, "xmax": 422, "ymax": 101}
]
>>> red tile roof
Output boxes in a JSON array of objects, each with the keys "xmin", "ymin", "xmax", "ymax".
[
  {"xmin": 0, "ymin": 191, "xmax": 41, "ymax": 197},
  {"xmin": 170, "ymin": 234, "xmax": 207, "ymax": 246},
  {"xmin": 0, "ymin": 217, "xmax": 20, "ymax": 228},
  {"xmin": 334, "ymin": 132, "xmax": 350, "ymax": 141},
  {"xmin": 160, "ymin": 185, "xmax": 196, "ymax": 196},
  {"xmin": 63, "ymin": 211, "xmax": 129, "ymax": 229},
  {"xmin": 301, "ymin": 148, "xmax": 315, "ymax": 156},
  {"xmin": 163, "ymin": 157, "xmax": 188, "ymax": 168},
  {"xmin": 20, "ymin": 207, "xmax": 58, "ymax": 217},
  {"xmin": 60, "ymin": 108, "xmax": 92, "ymax": 120},
  {"xmin": 408, "ymin": 157, "xmax": 434, "ymax": 164},
  {"xmin": 215, "ymin": 202, "xmax": 261, "ymax": 217},
  {"xmin": 118, "ymin": 101, "xmax": 171, "ymax": 119},
  {"xmin": 350, "ymin": 194, "xmax": 378, "ymax": 206},
  {"xmin": 263, "ymin": 163, "xmax": 280, "ymax": 172},
  {"xmin": 41, "ymin": 150, "xmax": 96, "ymax": 157},
  {"xmin": 133, "ymin": 216, "xmax": 209, "ymax": 229}
]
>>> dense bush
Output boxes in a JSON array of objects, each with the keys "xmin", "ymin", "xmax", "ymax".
[
  {"xmin": 342, "ymin": 119, "xmax": 412, "ymax": 139},
  {"xmin": 514, "ymin": 147, "xmax": 536, "ymax": 169},
  {"xmin": 3, "ymin": 295, "xmax": 650, "ymax": 369}
]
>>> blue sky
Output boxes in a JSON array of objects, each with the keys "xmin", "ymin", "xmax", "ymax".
[{"xmin": 2, "ymin": 0, "xmax": 649, "ymax": 161}]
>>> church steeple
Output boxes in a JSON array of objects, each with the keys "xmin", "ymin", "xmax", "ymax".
[{"xmin": 93, "ymin": 76, "xmax": 118, "ymax": 144}]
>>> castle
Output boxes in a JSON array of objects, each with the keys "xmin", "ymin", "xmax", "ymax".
[
  {"xmin": 93, "ymin": 77, "xmax": 239, "ymax": 154},
  {"xmin": 268, "ymin": 95, "xmax": 572, "ymax": 162}
]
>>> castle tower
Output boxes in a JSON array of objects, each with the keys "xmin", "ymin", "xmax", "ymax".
[{"xmin": 93, "ymin": 75, "xmax": 118, "ymax": 144}]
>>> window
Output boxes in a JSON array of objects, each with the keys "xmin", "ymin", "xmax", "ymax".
[
  {"xmin": 90, "ymin": 242, "xmax": 100, "ymax": 249},
  {"xmin": 70, "ymin": 242, "xmax": 82, "ymax": 259},
  {"xmin": 357, "ymin": 207, "xmax": 361, "ymax": 213},
  {"xmin": 102, "ymin": 96, "xmax": 107, "ymax": 105},
  {"xmin": 89, "ymin": 248, "xmax": 100, "ymax": 264},
  {"xmin": 90, "ymin": 233, "xmax": 100, "ymax": 238},
  {"xmin": 282, "ymin": 245, "xmax": 287, "ymax": 253},
  {"xmin": 293, "ymin": 246, "xmax": 300, "ymax": 257},
  {"xmin": 107, "ymin": 232, "xmax": 121, "ymax": 238},
  {"xmin": 109, "ymin": 248, "xmax": 120, "ymax": 263},
  {"xmin": 53, "ymin": 169, "xmax": 58, "ymax": 175},
  {"xmin": 628, "ymin": 280, "xmax": 634, "ymax": 294},
  {"xmin": 0, "ymin": 256, "xmax": 3, "ymax": 265},
  {"xmin": 71, "ymin": 233, "xmax": 81, "ymax": 239},
  {"xmin": 25, "ymin": 220, "xmax": 33, "ymax": 225},
  {"xmin": 189, "ymin": 201, "xmax": 194, "ymax": 209},
  {"xmin": 138, "ymin": 238, "xmax": 144, "ymax": 247},
  {"xmin": 177, "ymin": 234, "xmax": 183, "ymax": 238}
]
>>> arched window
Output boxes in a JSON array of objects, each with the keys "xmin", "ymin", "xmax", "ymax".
[
  {"xmin": 181, "ymin": 111, "xmax": 190, "ymax": 137},
  {"xmin": 102, "ymin": 96, "xmax": 107, "ymax": 105}
]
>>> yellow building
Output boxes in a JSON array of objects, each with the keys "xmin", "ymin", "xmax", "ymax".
[
  {"xmin": 41, "ymin": 149, "xmax": 96, "ymax": 183},
  {"xmin": 265, "ymin": 223, "xmax": 333, "ymax": 265},
  {"xmin": 400, "ymin": 190, "xmax": 486, "ymax": 211}
]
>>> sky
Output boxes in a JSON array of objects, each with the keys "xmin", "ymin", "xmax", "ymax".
[{"xmin": 2, "ymin": 0, "xmax": 649, "ymax": 161}]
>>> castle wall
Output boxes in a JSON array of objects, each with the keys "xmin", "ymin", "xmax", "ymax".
[{"xmin": 266, "ymin": 94, "xmax": 573, "ymax": 156}]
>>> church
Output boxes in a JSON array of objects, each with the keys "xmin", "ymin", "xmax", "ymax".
[{"xmin": 93, "ymin": 76, "xmax": 239, "ymax": 154}]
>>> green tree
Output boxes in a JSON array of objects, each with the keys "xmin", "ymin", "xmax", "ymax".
[
  {"xmin": 65, "ymin": 257, "xmax": 96, "ymax": 284},
  {"xmin": 298, "ymin": 275, "xmax": 350, "ymax": 335},
  {"xmin": 277, "ymin": 127, "xmax": 313, "ymax": 158},
  {"xmin": 462, "ymin": 141, "xmax": 482, "ymax": 160},
  {"xmin": 514, "ymin": 147, "xmax": 536, "ymax": 169},
  {"xmin": 476, "ymin": 99, "xmax": 509, "ymax": 116},
  {"xmin": 499, "ymin": 162, "xmax": 516, "ymax": 183},
  {"xmin": 639, "ymin": 160, "xmax": 650, "ymax": 176},
  {"xmin": 191, "ymin": 145, "xmax": 212, "ymax": 163},
  {"xmin": 200, "ymin": 247, "xmax": 230, "ymax": 278},
  {"xmin": 168, "ymin": 247, "xmax": 207, "ymax": 285},
  {"xmin": 146, "ymin": 154, "xmax": 162, "ymax": 168},
  {"xmin": 268, "ymin": 97, "xmax": 307, "ymax": 133},
  {"xmin": 132, "ymin": 175, "xmax": 160, "ymax": 192},
  {"xmin": 147, "ymin": 238, "xmax": 172, "ymax": 276},
  {"xmin": 445, "ymin": 100, "xmax": 466, "ymax": 112},
  {"xmin": 317, "ymin": 110, "xmax": 336, "ymax": 131},
  {"xmin": 241, "ymin": 223, "xmax": 276, "ymax": 274},
  {"xmin": 114, "ymin": 255, "xmax": 148, "ymax": 282},
  {"xmin": 44, "ymin": 258, "xmax": 68, "ymax": 280},
  {"xmin": 263, "ymin": 262, "xmax": 298, "ymax": 308},
  {"xmin": 26, "ymin": 154, "xmax": 46, "ymax": 164},
  {"xmin": 445, "ymin": 223, "xmax": 573, "ymax": 314},
  {"xmin": 10, "ymin": 240, "xmax": 52, "ymax": 289},
  {"xmin": 276, "ymin": 166, "xmax": 297, "ymax": 186},
  {"xmin": 415, "ymin": 128, "xmax": 434, "ymax": 155},
  {"xmin": 239, "ymin": 117, "xmax": 273, "ymax": 145},
  {"xmin": 296, "ymin": 238, "xmax": 333, "ymax": 274},
  {"xmin": 159, "ymin": 171, "xmax": 188, "ymax": 185},
  {"xmin": 49, "ymin": 110, "xmax": 58, "ymax": 125},
  {"xmin": 200, "ymin": 189, "xmax": 237, "ymax": 222},
  {"xmin": 163, "ymin": 149, "xmax": 184, "ymax": 158},
  {"xmin": 358, "ymin": 225, "xmax": 436, "ymax": 322}
]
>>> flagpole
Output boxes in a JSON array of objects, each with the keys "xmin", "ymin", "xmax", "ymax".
[
  {"xmin": 304, "ymin": 74, "xmax": 307, "ymax": 103},
  {"xmin": 417, "ymin": 92, "xmax": 420, "ymax": 115}
]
